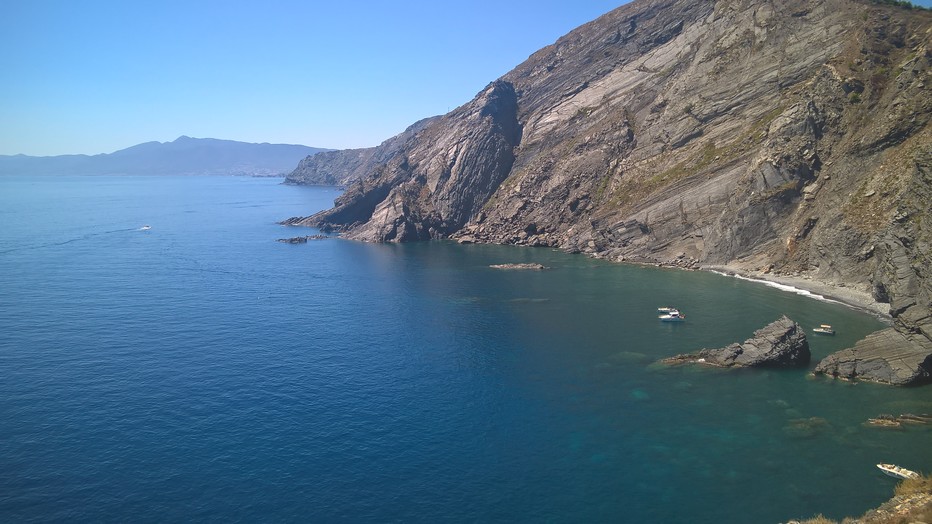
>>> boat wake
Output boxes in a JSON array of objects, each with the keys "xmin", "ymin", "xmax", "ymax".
[{"xmin": 0, "ymin": 227, "xmax": 142, "ymax": 255}]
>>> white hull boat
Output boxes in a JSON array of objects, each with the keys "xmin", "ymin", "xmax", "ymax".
[
  {"xmin": 659, "ymin": 309, "xmax": 685, "ymax": 322},
  {"xmin": 877, "ymin": 463, "xmax": 920, "ymax": 480}
]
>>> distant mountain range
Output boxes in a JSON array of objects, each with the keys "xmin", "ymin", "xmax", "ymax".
[{"xmin": 0, "ymin": 136, "xmax": 328, "ymax": 176}]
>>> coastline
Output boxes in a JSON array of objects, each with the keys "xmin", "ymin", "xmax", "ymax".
[{"xmin": 700, "ymin": 264, "xmax": 893, "ymax": 321}]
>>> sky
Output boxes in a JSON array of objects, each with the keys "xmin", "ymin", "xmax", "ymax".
[
  {"xmin": 3, "ymin": 1, "xmax": 931, "ymax": 157},
  {"xmin": 0, "ymin": 1, "xmax": 631, "ymax": 156}
]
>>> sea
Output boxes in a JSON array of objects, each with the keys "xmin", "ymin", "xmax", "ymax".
[{"xmin": 1, "ymin": 174, "xmax": 930, "ymax": 523}]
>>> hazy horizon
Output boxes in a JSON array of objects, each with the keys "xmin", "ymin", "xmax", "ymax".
[
  {"xmin": 0, "ymin": 135, "xmax": 325, "ymax": 158},
  {"xmin": 4, "ymin": 0, "xmax": 930, "ymax": 158},
  {"xmin": 1, "ymin": 1, "xmax": 631, "ymax": 157}
]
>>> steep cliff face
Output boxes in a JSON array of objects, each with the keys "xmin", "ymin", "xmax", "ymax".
[
  {"xmin": 287, "ymin": 0, "xmax": 932, "ymax": 373},
  {"xmin": 284, "ymin": 117, "xmax": 439, "ymax": 186},
  {"xmin": 291, "ymin": 81, "xmax": 520, "ymax": 241}
]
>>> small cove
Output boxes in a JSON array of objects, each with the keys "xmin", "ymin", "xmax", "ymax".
[{"xmin": 0, "ymin": 175, "xmax": 929, "ymax": 523}]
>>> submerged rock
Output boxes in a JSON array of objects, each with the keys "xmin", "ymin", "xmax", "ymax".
[
  {"xmin": 276, "ymin": 235, "xmax": 328, "ymax": 244},
  {"xmin": 814, "ymin": 328, "xmax": 932, "ymax": 386},
  {"xmin": 783, "ymin": 417, "xmax": 830, "ymax": 439},
  {"xmin": 865, "ymin": 413, "xmax": 932, "ymax": 428},
  {"xmin": 662, "ymin": 316, "xmax": 810, "ymax": 368},
  {"xmin": 489, "ymin": 263, "xmax": 548, "ymax": 270}
]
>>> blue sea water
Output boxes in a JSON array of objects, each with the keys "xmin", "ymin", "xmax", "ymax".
[{"xmin": 1, "ymin": 174, "xmax": 930, "ymax": 523}]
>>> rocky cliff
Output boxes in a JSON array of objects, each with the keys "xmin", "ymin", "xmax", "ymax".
[
  {"xmin": 814, "ymin": 327, "xmax": 932, "ymax": 384},
  {"xmin": 285, "ymin": 0, "xmax": 932, "ymax": 382},
  {"xmin": 284, "ymin": 117, "xmax": 438, "ymax": 186}
]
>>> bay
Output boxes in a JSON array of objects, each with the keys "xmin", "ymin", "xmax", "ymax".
[{"xmin": 0, "ymin": 175, "xmax": 929, "ymax": 523}]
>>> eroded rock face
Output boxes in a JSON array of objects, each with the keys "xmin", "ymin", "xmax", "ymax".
[
  {"xmin": 814, "ymin": 328, "xmax": 932, "ymax": 386},
  {"xmin": 663, "ymin": 316, "xmax": 810, "ymax": 368},
  {"xmin": 284, "ymin": 117, "xmax": 439, "ymax": 187},
  {"xmin": 285, "ymin": 0, "xmax": 932, "ymax": 374},
  {"xmin": 288, "ymin": 81, "xmax": 520, "ymax": 242}
]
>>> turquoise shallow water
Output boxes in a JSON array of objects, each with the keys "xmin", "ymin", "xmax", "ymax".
[{"xmin": 1, "ymin": 175, "xmax": 930, "ymax": 523}]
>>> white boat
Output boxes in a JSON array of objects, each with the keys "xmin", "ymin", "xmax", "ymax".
[
  {"xmin": 877, "ymin": 463, "xmax": 920, "ymax": 480},
  {"xmin": 659, "ymin": 309, "xmax": 686, "ymax": 322},
  {"xmin": 813, "ymin": 324, "xmax": 834, "ymax": 335},
  {"xmin": 140, "ymin": 225, "xmax": 151, "ymax": 231}
]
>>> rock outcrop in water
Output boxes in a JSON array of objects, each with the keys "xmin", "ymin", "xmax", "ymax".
[
  {"xmin": 662, "ymin": 316, "xmax": 810, "ymax": 368},
  {"xmin": 284, "ymin": 0, "xmax": 932, "ymax": 383},
  {"xmin": 814, "ymin": 327, "xmax": 932, "ymax": 385}
]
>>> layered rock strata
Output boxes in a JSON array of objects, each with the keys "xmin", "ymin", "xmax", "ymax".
[
  {"xmin": 284, "ymin": 0, "xmax": 932, "ymax": 383},
  {"xmin": 662, "ymin": 316, "xmax": 810, "ymax": 368},
  {"xmin": 284, "ymin": 117, "xmax": 439, "ymax": 187},
  {"xmin": 814, "ymin": 327, "xmax": 932, "ymax": 385}
]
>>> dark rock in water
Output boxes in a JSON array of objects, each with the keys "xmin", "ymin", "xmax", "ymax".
[
  {"xmin": 783, "ymin": 416, "xmax": 830, "ymax": 439},
  {"xmin": 489, "ymin": 263, "xmax": 548, "ymax": 270},
  {"xmin": 278, "ymin": 236, "xmax": 308, "ymax": 244},
  {"xmin": 662, "ymin": 316, "xmax": 810, "ymax": 368},
  {"xmin": 277, "ymin": 235, "xmax": 327, "ymax": 244},
  {"xmin": 865, "ymin": 412, "xmax": 932, "ymax": 428},
  {"xmin": 814, "ymin": 328, "xmax": 932, "ymax": 386}
]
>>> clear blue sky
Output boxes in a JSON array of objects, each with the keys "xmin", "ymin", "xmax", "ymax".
[
  {"xmin": 0, "ymin": 1, "xmax": 629, "ymax": 156},
  {"xmin": 3, "ymin": 0, "xmax": 930, "ymax": 156}
]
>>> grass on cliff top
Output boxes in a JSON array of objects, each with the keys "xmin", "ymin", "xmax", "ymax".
[
  {"xmin": 895, "ymin": 474, "xmax": 932, "ymax": 497},
  {"xmin": 794, "ymin": 474, "xmax": 932, "ymax": 524}
]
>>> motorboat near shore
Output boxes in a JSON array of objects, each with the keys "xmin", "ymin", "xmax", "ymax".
[
  {"xmin": 877, "ymin": 463, "xmax": 920, "ymax": 480},
  {"xmin": 813, "ymin": 324, "xmax": 835, "ymax": 335}
]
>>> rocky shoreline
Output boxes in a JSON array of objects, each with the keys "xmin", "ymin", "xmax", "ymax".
[
  {"xmin": 662, "ymin": 316, "xmax": 811, "ymax": 368},
  {"xmin": 282, "ymin": 0, "xmax": 932, "ymax": 384},
  {"xmin": 697, "ymin": 265, "xmax": 932, "ymax": 386},
  {"xmin": 700, "ymin": 264, "xmax": 892, "ymax": 320},
  {"xmin": 788, "ymin": 474, "xmax": 932, "ymax": 523}
]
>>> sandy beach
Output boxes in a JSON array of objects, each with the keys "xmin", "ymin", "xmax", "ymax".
[{"xmin": 701, "ymin": 264, "xmax": 893, "ymax": 321}]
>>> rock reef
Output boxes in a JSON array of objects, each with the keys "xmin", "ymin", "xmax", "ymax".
[
  {"xmin": 865, "ymin": 412, "xmax": 932, "ymax": 428},
  {"xmin": 663, "ymin": 316, "xmax": 810, "ymax": 368},
  {"xmin": 489, "ymin": 263, "xmax": 548, "ymax": 270},
  {"xmin": 276, "ymin": 235, "xmax": 328, "ymax": 244}
]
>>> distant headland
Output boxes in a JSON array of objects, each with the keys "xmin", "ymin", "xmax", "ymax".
[{"xmin": 0, "ymin": 136, "xmax": 329, "ymax": 177}]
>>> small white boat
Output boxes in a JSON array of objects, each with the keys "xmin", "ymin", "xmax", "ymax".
[
  {"xmin": 140, "ymin": 225, "xmax": 151, "ymax": 231},
  {"xmin": 877, "ymin": 463, "xmax": 920, "ymax": 480},
  {"xmin": 659, "ymin": 309, "xmax": 686, "ymax": 322},
  {"xmin": 813, "ymin": 324, "xmax": 835, "ymax": 335}
]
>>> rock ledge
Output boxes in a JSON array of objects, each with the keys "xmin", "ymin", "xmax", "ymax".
[
  {"xmin": 814, "ymin": 328, "xmax": 932, "ymax": 386},
  {"xmin": 663, "ymin": 316, "xmax": 810, "ymax": 368}
]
